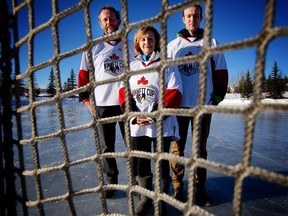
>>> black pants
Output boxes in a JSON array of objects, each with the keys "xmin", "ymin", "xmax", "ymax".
[
  {"xmin": 96, "ymin": 105, "xmax": 125, "ymax": 177},
  {"xmin": 131, "ymin": 136, "xmax": 172, "ymax": 181}
]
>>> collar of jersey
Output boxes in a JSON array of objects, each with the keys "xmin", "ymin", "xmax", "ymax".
[
  {"xmin": 177, "ymin": 28, "xmax": 204, "ymax": 43},
  {"xmin": 135, "ymin": 51, "xmax": 161, "ymax": 67},
  {"xmin": 103, "ymin": 34, "xmax": 121, "ymax": 46}
]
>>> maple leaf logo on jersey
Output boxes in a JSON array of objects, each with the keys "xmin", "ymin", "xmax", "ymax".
[
  {"xmin": 137, "ymin": 76, "xmax": 148, "ymax": 85},
  {"xmin": 110, "ymin": 53, "xmax": 119, "ymax": 60}
]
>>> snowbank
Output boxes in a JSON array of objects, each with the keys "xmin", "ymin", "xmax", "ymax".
[{"xmin": 220, "ymin": 93, "xmax": 288, "ymax": 106}]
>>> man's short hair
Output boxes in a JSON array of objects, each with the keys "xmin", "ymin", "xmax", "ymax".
[
  {"xmin": 182, "ymin": 4, "xmax": 202, "ymax": 17},
  {"xmin": 98, "ymin": 6, "xmax": 121, "ymax": 20}
]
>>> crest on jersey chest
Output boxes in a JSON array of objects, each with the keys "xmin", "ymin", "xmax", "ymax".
[
  {"xmin": 177, "ymin": 48, "xmax": 200, "ymax": 76},
  {"xmin": 132, "ymin": 76, "xmax": 156, "ymax": 105},
  {"xmin": 104, "ymin": 53, "xmax": 124, "ymax": 76}
]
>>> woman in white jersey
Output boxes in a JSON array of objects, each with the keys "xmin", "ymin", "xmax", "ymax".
[{"xmin": 119, "ymin": 26, "xmax": 182, "ymax": 215}]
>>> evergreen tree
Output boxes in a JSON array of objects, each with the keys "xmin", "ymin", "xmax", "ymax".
[
  {"xmin": 67, "ymin": 78, "xmax": 71, "ymax": 90},
  {"xmin": 69, "ymin": 69, "xmax": 77, "ymax": 90},
  {"xmin": 262, "ymin": 72, "xmax": 267, "ymax": 93},
  {"xmin": 33, "ymin": 75, "xmax": 40, "ymax": 97},
  {"xmin": 46, "ymin": 67, "xmax": 56, "ymax": 97},
  {"xmin": 244, "ymin": 70, "xmax": 253, "ymax": 99},
  {"xmin": 63, "ymin": 81, "xmax": 68, "ymax": 92},
  {"xmin": 238, "ymin": 70, "xmax": 253, "ymax": 99},
  {"xmin": 266, "ymin": 61, "xmax": 284, "ymax": 99},
  {"xmin": 284, "ymin": 75, "xmax": 288, "ymax": 91},
  {"xmin": 19, "ymin": 79, "xmax": 27, "ymax": 96},
  {"xmin": 238, "ymin": 74, "xmax": 245, "ymax": 98},
  {"xmin": 12, "ymin": 79, "xmax": 27, "ymax": 96},
  {"xmin": 62, "ymin": 69, "xmax": 77, "ymax": 92}
]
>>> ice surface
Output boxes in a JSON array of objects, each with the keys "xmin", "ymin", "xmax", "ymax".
[{"xmin": 12, "ymin": 94, "xmax": 288, "ymax": 215}]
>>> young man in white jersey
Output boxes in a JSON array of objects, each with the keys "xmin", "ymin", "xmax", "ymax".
[
  {"xmin": 167, "ymin": 4, "xmax": 228, "ymax": 206},
  {"xmin": 78, "ymin": 6, "xmax": 136, "ymax": 198}
]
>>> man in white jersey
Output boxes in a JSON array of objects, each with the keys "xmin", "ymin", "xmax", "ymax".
[
  {"xmin": 78, "ymin": 6, "xmax": 136, "ymax": 198},
  {"xmin": 167, "ymin": 4, "xmax": 228, "ymax": 206}
]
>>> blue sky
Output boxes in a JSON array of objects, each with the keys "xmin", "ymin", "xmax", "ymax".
[{"xmin": 13, "ymin": 0, "xmax": 288, "ymax": 89}]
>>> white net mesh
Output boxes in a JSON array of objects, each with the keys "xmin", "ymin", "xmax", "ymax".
[{"xmin": 2, "ymin": 0, "xmax": 287, "ymax": 215}]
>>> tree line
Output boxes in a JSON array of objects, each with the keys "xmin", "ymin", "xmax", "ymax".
[
  {"xmin": 11, "ymin": 68, "xmax": 77, "ymax": 97},
  {"xmin": 230, "ymin": 61, "xmax": 287, "ymax": 99},
  {"xmin": 10, "ymin": 61, "xmax": 287, "ymax": 99},
  {"xmin": 46, "ymin": 68, "xmax": 77, "ymax": 97}
]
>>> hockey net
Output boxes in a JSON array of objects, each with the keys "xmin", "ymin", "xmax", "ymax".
[{"xmin": 1, "ymin": 0, "xmax": 288, "ymax": 215}]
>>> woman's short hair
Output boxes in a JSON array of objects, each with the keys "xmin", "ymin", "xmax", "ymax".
[{"xmin": 134, "ymin": 26, "xmax": 160, "ymax": 55}]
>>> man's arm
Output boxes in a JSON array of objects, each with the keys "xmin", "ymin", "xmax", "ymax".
[
  {"xmin": 210, "ymin": 40, "xmax": 229, "ymax": 105},
  {"xmin": 78, "ymin": 68, "xmax": 90, "ymax": 103},
  {"xmin": 211, "ymin": 56, "xmax": 228, "ymax": 105},
  {"xmin": 83, "ymin": 100, "xmax": 93, "ymax": 113},
  {"xmin": 77, "ymin": 51, "xmax": 91, "ymax": 112},
  {"xmin": 164, "ymin": 67, "xmax": 183, "ymax": 108}
]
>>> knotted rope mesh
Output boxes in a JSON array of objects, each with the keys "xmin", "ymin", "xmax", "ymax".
[{"xmin": 1, "ymin": 0, "xmax": 288, "ymax": 215}]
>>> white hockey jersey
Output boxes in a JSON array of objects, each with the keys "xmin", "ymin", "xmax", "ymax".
[
  {"xmin": 78, "ymin": 40, "xmax": 135, "ymax": 106},
  {"xmin": 119, "ymin": 51, "xmax": 183, "ymax": 140},
  {"xmin": 167, "ymin": 36, "xmax": 227, "ymax": 107}
]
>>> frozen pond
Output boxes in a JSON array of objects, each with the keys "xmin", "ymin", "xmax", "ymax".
[{"xmin": 11, "ymin": 100, "xmax": 288, "ymax": 215}]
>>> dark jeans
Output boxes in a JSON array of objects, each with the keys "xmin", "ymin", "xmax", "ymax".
[
  {"xmin": 96, "ymin": 105, "xmax": 125, "ymax": 177},
  {"xmin": 131, "ymin": 136, "xmax": 172, "ymax": 181}
]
